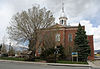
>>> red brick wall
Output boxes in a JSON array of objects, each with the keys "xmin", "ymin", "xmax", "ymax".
[
  {"xmin": 87, "ymin": 35, "xmax": 94, "ymax": 60},
  {"xmin": 65, "ymin": 29, "xmax": 77, "ymax": 47}
]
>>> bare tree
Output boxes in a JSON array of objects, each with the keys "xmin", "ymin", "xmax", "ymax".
[
  {"xmin": 39, "ymin": 25, "xmax": 61, "ymax": 50},
  {"xmin": 39, "ymin": 30, "xmax": 57, "ymax": 59},
  {"xmin": 7, "ymin": 5, "xmax": 55, "ymax": 60},
  {"xmin": 42, "ymin": 31, "xmax": 57, "ymax": 50}
]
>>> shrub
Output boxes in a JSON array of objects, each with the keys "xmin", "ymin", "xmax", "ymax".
[
  {"xmin": 40, "ymin": 45, "xmax": 66, "ymax": 62},
  {"xmin": 1, "ymin": 53, "xmax": 8, "ymax": 57},
  {"xmin": 46, "ymin": 54, "xmax": 55, "ymax": 63}
]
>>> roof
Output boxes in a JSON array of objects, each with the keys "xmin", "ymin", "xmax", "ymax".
[
  {"xmin": 41, "ymin": 23, "xmax": 85, "ymax": 30},
  {"xmin": 50, "ymin": 23, "xmax": 65, "ymax": 28}
]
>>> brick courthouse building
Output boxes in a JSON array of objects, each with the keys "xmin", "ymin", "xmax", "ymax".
[{"xmin": 36, "ymin": 2, "xmax": 94, "ymax": 60}]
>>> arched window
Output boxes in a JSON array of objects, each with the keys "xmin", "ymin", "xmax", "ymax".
[{"xmin": 68, "ymin": 34, "xmax": 72, "ymax": 42}]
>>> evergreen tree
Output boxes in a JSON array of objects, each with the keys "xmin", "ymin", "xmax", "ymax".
[{"xmin": 74, "ymin": 23, "xmax": 91, "ymax": 62}]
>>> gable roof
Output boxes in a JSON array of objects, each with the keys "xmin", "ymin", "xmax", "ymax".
[
  {"xmin": 50, "ymin": 23, "xmax": 65, "ymax": 28},
  {"xmin": 42, "ymin": 23, "xmax": 85, "ymax": 30}
]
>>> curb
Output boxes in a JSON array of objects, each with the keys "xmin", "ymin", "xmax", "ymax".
[
  {"xmin": 47, "ymin": 63, "xmax": 90, "ymax": 67},
  {"xmin": 87, "ymin": 61, "xmax": 100, "ymax": 68},
  {"xmin": 0, "ymin": 60, "xmax": 90, "ymax": 67}
]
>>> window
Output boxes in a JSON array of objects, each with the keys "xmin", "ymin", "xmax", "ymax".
[
  {"xmin": 61, "ymin": 20, "xmax": 63, "ymax": 24},
  {"xmin": 68, "ymin": 34, "xmax": 72, "ymax": 42},
  {"xmin": 55, "ymin": 34, "xmax": 60, "ymax": 41}
]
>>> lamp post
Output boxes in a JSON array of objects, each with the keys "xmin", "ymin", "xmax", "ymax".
[
  {"xmin": 9, "ymin": 42, "xmax": 11, "ymax": 56},
  {"xmin": 54, "ymin": 46, "xmax": 57, "ymax": 63}
]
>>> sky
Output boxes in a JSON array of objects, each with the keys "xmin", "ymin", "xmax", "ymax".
[{"xmin": 0, "ymin": 0, "xmax": 100, "ymax": 50}]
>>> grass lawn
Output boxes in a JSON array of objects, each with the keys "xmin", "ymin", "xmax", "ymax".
[
  {"xmin": 35, "ymin": 59, "xmax": 45, "ymax": 62},
  {"xmin": 0, "ymin": 57, "xmax": 44, "ymax": 62},
  {"xmin": 0, "ymin": 57, "xmax": 25, "ymax": 61},
  {"xmin": 0, "ymin": 57, "xmax": 88, "ymax": 64},
  {"xmin": 57, "ymin": 60, "xmax": 88, "ymax": 64}
]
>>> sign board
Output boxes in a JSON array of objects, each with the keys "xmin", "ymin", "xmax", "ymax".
[
  {"xmin": 72, "ymin": 52, "xmax": 78, "ymax": 57},
  {"xmin": 72, "ymin": 52, "xmax": 78, "ymax": 62}
]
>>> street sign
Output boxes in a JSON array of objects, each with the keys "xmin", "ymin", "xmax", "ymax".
[
  {"xmin": 72, "ymin": 52, "xmax": 78, "ymax": 55},
  {"xmin": 72, "ymin": 52, "xmax": 78, "ymax": 62},
  {"xmin": 72, "ymin": 52, "xmax": 78, "ymax": 57}
]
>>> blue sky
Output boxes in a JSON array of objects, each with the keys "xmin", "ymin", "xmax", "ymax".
[
  {"xmin": 0, "ymin": 0, "xmax": 100, "ymax": 50},
  {"xmin": 85, "ymin": 12, "xmax": 100, "ymax": 27}
]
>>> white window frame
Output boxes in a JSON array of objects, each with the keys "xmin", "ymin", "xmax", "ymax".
[{"xmin": 68, "ymin": 34, "xmax": 72, "ymax": 42}]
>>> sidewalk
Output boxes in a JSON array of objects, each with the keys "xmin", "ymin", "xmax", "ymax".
[
  {"xmin": 0, "ymin": 60, "xmax": 90, "ymax": 67},
  {"xmin": 87, "ymin": 61, "xmax": 100, "ymax": 68}
]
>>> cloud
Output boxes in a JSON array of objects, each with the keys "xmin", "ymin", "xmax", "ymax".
[
  {"xmin": 1, "ymin": 0, "xmax": 100, "ymax": 23},
  {"xmin": 0, "ymin": 2, "xmax": 14, "ymax": 43},
  {"xmin": 3, "ymin": 0, "xmax": 46, "ymax": 13},
  {"xmin": 45, "ymin": 0, "xmax": 100, "ymax": 24}
]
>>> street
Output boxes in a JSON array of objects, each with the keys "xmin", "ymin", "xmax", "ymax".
[{"xmin": 0, "ymin": 61, "xmax": 90, "ymax": 69}]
